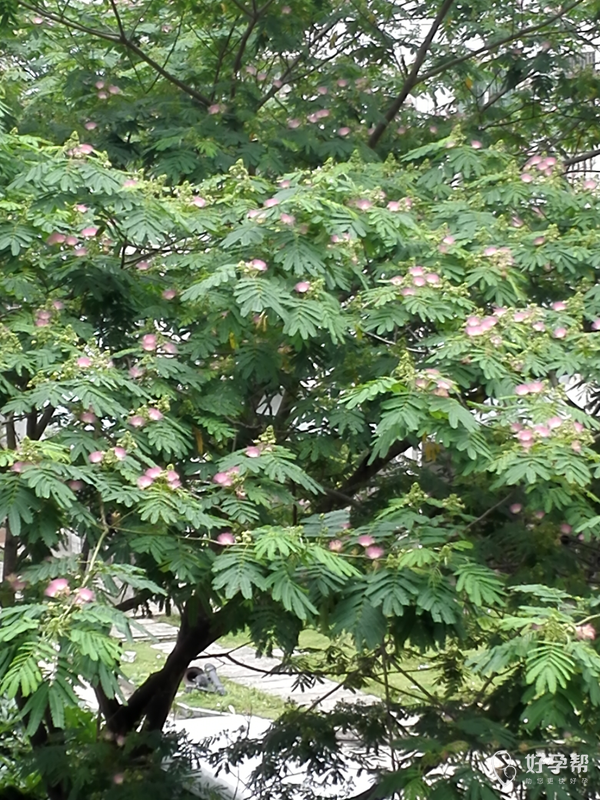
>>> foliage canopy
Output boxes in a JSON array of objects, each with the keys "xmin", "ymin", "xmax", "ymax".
[{"xmin": 2, "ymin": 0, "xmax": 600, "ymax": 798}]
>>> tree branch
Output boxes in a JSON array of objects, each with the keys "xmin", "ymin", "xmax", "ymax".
[
  {"xmin": 107, "ymin": 596, "xmax": 241, "ymax": 733},
  {"xmin": 231, "ymin": 0, "xmax": 276, "ymax": 99},
  {"xmin": 417, "ymin": 0, "xmax": 585, "ymax": 88},
  {"xmin": 368, "ymin": 0, "xmax": 457, "ymax": 148},
  {"xmin": 33, "ymin": 405, "xmax": 55, "ymax": 440},
  {"xmin": 564, "ymin": 147, "xmax": 600, "ymax": 168},
  {"xmin": 368, "ymin": 0, "xmax": 586, "ymax": 149},
  {"xmin": 115, "ymin": 590, "xmax": 152, "ymax": 613},
  {"xmin": 17, "ymin": 1, "xmax": 212, "ymax": 107},
  {"xmin": 315, "ymin": 438, "xmax": 413, "ymax": 513}
]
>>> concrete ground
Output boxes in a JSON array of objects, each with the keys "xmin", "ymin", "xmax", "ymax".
[{"xmin": 124, "ymin": 616, "xmax": 380, "ymax": 712}]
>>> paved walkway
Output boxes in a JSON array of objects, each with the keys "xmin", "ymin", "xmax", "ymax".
[{"xmin": 126, "ymin": 617, "xmax": 380, "ymax": 712}]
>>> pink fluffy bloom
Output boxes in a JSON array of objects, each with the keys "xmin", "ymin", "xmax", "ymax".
[
  {"xmin": 208, "ymin": 104, "xmax": 222, "ymax": 115},
  {"xmin": 337, "ymin": 78, "xmax": 348, "ymax": 87},
  {"xmin": 137, "ymin": 475, "xmax": 154, "ymax": 489},
  {"xmin": 532, "ymin": 321, "xmax": 545, "ymax": 332},
  {"xmin": 521, "ymin": 173, "xmax": 534, "ymax": 183},
  {"xmin": 401, "ymin": 287, "xmax": 416, "ymax": 297},
  {"xmin": 217, "ymin": 532, "xmax": 236, "ymax": 545},
  {"xmin": 47, "ymin": 232, "xmax": 66, "ymax": 245},
  {"xmin": 80, "ymin": 411, "xmax": 97, "ymax": 424},
  {"xmin": 409, "ymin": 266, "xmax": 424, "ymax": 277},
  {"xmin": 576, "ymin": 624, "xmax": 596, "ymax": 641},
  {"xmin": 355, "ymin": 199, "xmax": 372, "ymax": 211},
  {"xmin": 466, "ymin": 325, "xmax": 484, "ymax": 337},
  {"xmin": 68, "ymin": 480, "xmax": 84, "ymax": 491},
  {"xmin": 511, "ymin": 216, "xmax": 524, "ymax": 227},
  {"xmin": 513, "ymin": 311, "xmax": 529, "ymax": 322},
  {"xmin": 483, "ymin": 246, "xmax": 497, "ymax": 256},
  {"xmin": 142, "ymin": 334, "xmax": 157, "ymax": 351},
  {"xmin": 509, "ymin": 503, "xmax": 522, "ymax": 514},
  {"xmin": 547, "ymin": 416, "xmax": 562, "ymax": 429},
  {"xmin": 413, "ymin": 276, "xmax": 426, "ymax": 287},
  {"xmin": 263, "ymin": 198, "xmax": 280, "ymax": 208},
  {"xmin": 147, "ymin": 408, "xmax": 163, "ymax": 421},
  {"xmin": 11, "ymin": 461, "xmax": 28, "ymax": 473},
  {"xmin": 552, "ymin": 301, "xmax": 567, "ymax": 311},
  {"xmin": 114, "ymin": 447, "xmax": 127, "ymax": 461},
  {"xmin": 471, "ymin": 140, "xmax": 482, "ymax": 149},
  {"xmin": 328, "ymin": 539, "xmax": 343, "ymax": 552},
  {"xmin": 213, "ymin": 472, "xmax": 233, "ymax": 486},
  {"xmin": 390, "ymin": 276, "xmax": 403, "ymax": 286},
  {"xmin": 162, "ymin": 289, "xmax": 177, "ymax": 300},
  {"xmin": 249, "ymin": 259, "xmax": 268, "ymax": 271},
  {"xmin": 287, "ymin": 119, "xmax": 301, "ymax": 129},
  {"xmin": 365, "ymin": 545, "xmax": 384, "ymax": 560},
  {"xmin": 294, "ymin": 281, "xmax": 311, "ymax": 293},
  {"xmin": 123, "ymin": 179, "xmax": 137, "ymax": 188},
  {"xmin": 517, "ymin": 430, "xmax": 534, "ymax": 442},
  {"xmin": 534, "ymin": 511, "xmax": 545, "ymax": 519},
  {"xmin": 583, "ymin": 179, "xmax": 597, "ymax": 190},
  {"xmin": 591, "ymin": 318, "xmax": 600, "ymax": 331},
  {"xmin": 163, "ymin": 342, "xmax": 178, "ymax": 355},
  {"xmin": 443, "ymin": 235, "xmax": 455, "ymax": 245},
  {"xmin": 280, "ymin": 213, "xmax": 295, "ymax": 225},
  {"xmin": 95, "ymin": 80, "xmax": 105, "ymax": 89},
  {"xmin": 84, "ymin": 121, "xmax": 97, "ymax": 130},
  {"xmin": 515, "ymin": 384, "xmax": 530, "ymax": 396},
  {"xmin": 145, "ymin": 467, "xmax": 162, "ymax": 480},
  {"xmin": 81, "ymin": 226, "xmax": 98, "ymax": 238},
  {"xmin": 65, "ymin": 236, "xmax": 78, "ymax": 246},
  {"xmin": 88, "ymin": 451, "xmax": 104, "ymax": 464},
  {"xmin": 191, "ymin": 196, "xmax": 206, "ymax": 208},
  {"xmin": 109, "ymin": 85, "xmax": 120, "ymax": 94},
  {"xmin": 528, "ymin": 381, "xmax": 544, "ymax": 393},
  {"xmin": 552, "ymin": 327, "xmax": 567, "ymax": 339},
  {"xmin": 387, "ymin": 201, "xmax": 400, "ymax": 211},
  {"xmin": 533, "ymin": 236, "xmax": 545, "ymax": 246},
  {"xmin": 74, "ymin": 587, "xmax": 95, "ymax": 604},
  {"xmin": 245, "ymin": 446, "xmax": 262, "ymax": 458},
  {"xmin": 357, "ymin": 534, "xmax": 374, "ymax": 547},
  {"xmin": 45, "ymin": 578, "xmax": 70, "ymax": 598},
  {"xmin": 573, "ymin": 421, "xmax": 584, "ymax": 434},
  {"xmin": 534, "ymin": 425, "xmax": 551, "ymax": 438},
  {"xmin": 572, "ymin": 441, "xmax": 582, "ymax": 453},
  {"xmin": 560, "ymin": 523, "xmax": 572, "ymax": 534},
  {"xmin": 98, "ymin": 91, "xmax": 108, "ymax": 99},
  {"xmin": 77, "ymin": 356, "xmax": 92, "ymax": 368},
  {"xmin": 129, "ymin": 366, "xmax": 144, "ymax": 378},
  {"xmin": 338, "ymin": 127, "xmax": 351, "ymax": 137},
  {"xmin": 129, "ymin": 415, "xmax": 146, "ymax": 428}
]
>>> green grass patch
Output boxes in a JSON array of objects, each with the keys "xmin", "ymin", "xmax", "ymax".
[
  {"xmin": 146, "ymin": 619, "xmax": 479, "ymax": 707},
  {"xmin": 120, "ymin": 641, "xmax": 287, "ymax": 720}
]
